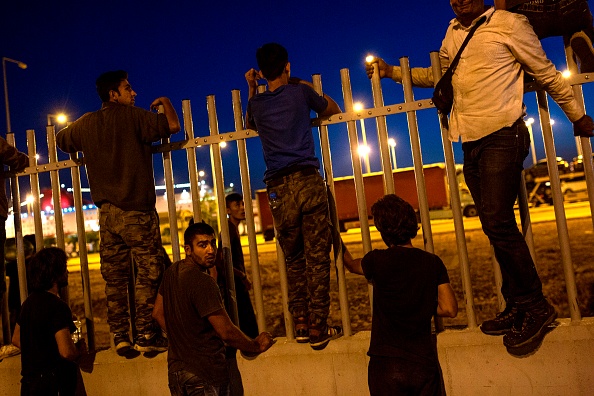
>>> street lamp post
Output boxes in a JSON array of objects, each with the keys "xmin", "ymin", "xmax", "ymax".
[
  {"xmin": 354, "ymin": 102, "xmax": 371, "ymax": 174},
  {"xmin": 47, "ymin": 113, "xmax": 68, "ymax": 126},
  {"xmin": 388, "ymin": 138, "xmax": 397, "ymax": 170},
  {"xmin": 2, "ymin": 57, "xmax": 27, "ymax": 133},
  {"xmin": 525, "ymin": 117, "xmax": 537, "ymax": 166}
]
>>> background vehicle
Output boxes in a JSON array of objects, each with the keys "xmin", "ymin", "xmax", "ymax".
[
  {"xmin": 256, "ymin": 163, "xmax": 476, "ymax": 241},
  {"xmin": 524, "ymin": 157, "xmax": 570, "ymax": 183}
]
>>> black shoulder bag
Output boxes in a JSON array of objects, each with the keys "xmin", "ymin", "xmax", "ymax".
[{"xmin": 432, "ymin": 16, "xmax": 487, "ymax": 115}]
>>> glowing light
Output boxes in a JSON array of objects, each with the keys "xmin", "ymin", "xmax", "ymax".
[
  {"xmin": 56, "ymin": 113, "xmax": 67, "ymax": 124},
  {"xmin": 198, "ymin": 170, "xmax": 205, "ymax": 177},
  {"xmin": 388, "ymin": 138, "xmax": 396, "ymax": 148},
  {"xmin": 525, "ymin": 117, "xmax": 535, "ymax": 126},
  {"xmin": 562, "ymin": 70, "xmax": 571, "ymax": 78},
  {"xmin": 220, "ymin": 141, "xmax": 227, "ymax": 148},
  {"xmin": 353, "ymin": 102, "xmax": 364, "ymax": 112},
  {"xmin": 365, "ymin": 55, "xmax": 375, "ymax": 63},
  {"xmin": 229, "ymin": 183, "xmax": 234, "ymax": 188},
  {"xmin": 357, "ymin": 145, "xmax": 371, "ymax": 157}
]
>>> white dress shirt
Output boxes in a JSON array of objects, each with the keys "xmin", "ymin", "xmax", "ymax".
[{"xmin": 391, "ymin": 7, "xmax": 584, "ymax": 142}]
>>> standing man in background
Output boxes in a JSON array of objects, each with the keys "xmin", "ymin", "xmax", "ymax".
[{"xmin": 57, "ymin": 70, "xmax": 180, "ymax": 355}]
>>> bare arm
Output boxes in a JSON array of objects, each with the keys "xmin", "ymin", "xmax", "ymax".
[
  {"xmin": 150, "ymin": 97, "xmax": 181, "ymax": 134},
  {"xmin": 152, "ymin": 292, "xmax": 166, "ymax": 332},
  {"xmin": 342, "ymin": 242, "xmax": 364, "ymax": 275},
  {"xmin": 208, "ymin": 308, "xmax": 274, "ymax": 354},
  {"xmin": 244, "ymin": 69, "xmax": 260, "ymax": 130},
  {"xmin": 437, "ymin": 283, "xmax": 458, "ymax": 318},
  {"xmin": 11, "ymin": 324, "xmax": 21, "ymax": 348},
  {"xmin": 55, "ymin": 327, "xmax": 79, "ymax": 361}
]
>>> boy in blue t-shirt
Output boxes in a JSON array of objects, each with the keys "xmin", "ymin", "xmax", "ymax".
[
  {"xmin": 343, "ymin": 194, "xmax": 458, "ymax": 395},
  {"xmin": 245, "ymin": 42, "xmax": 342, "ymax": 350}
]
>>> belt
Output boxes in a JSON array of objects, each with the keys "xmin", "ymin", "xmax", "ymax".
[{"xmin": 265, "ymin": 167, "xmax": 318, "ymax": 188}]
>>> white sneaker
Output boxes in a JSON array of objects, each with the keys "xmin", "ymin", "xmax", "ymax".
[{"xmin": 0, "ymin": 344, "xmax": 20, "ymax": 360}]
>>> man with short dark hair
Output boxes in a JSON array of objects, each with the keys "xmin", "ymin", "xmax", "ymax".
[
  {"xmin": 245, "ymin": 42, "xmax": 343, "ymax": 350},
  {"xmin": 153, "ymin": 223, "xmax": 274, "ymax": 396},
  {"xmin": 57, "ymin": 70, "xmax": 181, "ymax": 354},
  {"xmin": 366, "ymin": 0, "xmax": 594, "ymax": 355}
]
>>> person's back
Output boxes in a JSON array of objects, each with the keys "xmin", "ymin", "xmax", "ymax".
[
  {"xmin": 245, "ymin": 43, "xmax": 343, "ymax": 350},
  {"xmin": 342, "ymin": 194, "xmax": 457, "ymax": 395},
  {"xmin": 56, "ymin": 70, "xmax": 181, "ymax": 355}
]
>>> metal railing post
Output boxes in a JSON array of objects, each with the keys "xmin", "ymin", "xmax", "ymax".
[
  {"xmin": 312, "ymin": 74, "xmax": 352, "ymax": 337},
  {"xmin": 231, "ymin": 89, "xmax": 266, "ymax": 332},
  {"xmin": 181, "ymin": 99, "xmax": 203, "ymax": 224},
  {"xmin": 535, "ymin": 90, "xmax": 581, "ymax": 322},
  {"xmin": 430, "ymin": 52, "xmax": 477, "ymax": 328},
  {"xmin": 46, "ymin": 125, "xmax": 65, "ymax": 250},
  {"xmin": 207, "ymin": 95, "xmax": 239, "ymax": 326},
  {"xmin": 25, "ymin": 130, "xmax": 43, "ymax": 251}
]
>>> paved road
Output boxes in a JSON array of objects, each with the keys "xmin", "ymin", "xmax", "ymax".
[{"xmin": 67, "ymin": 201, "xmax": 592, "ymax": 271}]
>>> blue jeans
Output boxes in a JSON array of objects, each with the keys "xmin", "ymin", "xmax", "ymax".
[
  {"xmin": 168, "ymin": 370, "xmax": 230, "ymax": 396},
  {"xmin": 462, "ymin": 120, "xmax": 543, "ymax": 304},
  {"xmin": 368, "ymin": 355, "xmax": 442, "ymax": 396}
]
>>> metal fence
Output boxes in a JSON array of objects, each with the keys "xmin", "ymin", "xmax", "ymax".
[{"xmin": 2, "ymin": 44, "xmax": 593, "ymax": 350}]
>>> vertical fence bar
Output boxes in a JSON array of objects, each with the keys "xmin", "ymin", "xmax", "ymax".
[
  {"xmin": 207, "ymin": 95, "xmax": 239, "ymax": 326},
  {"xmin": 46, "ymin": 125, "xmax": 65, "ymax": 250},
  {"xmin": 535, "ymin": 90, "xmax": 581, "ymax": 321},
  {"xmin": 429, "ymin": 52, "xmax": 477, "ymax": 328},
  {"xmin": 341, "ymin": 68, "xmax": 373, "ymax": 309},
  {"xmin": 312, "ymin": 74, "xmax": 352, "ymax": 337},
  {"xmin": 275, "ymin": 234, "xmax": 294, "ymax": 340},
  {"xmin": 369, "ymin": 62, "xmax": 395, "ymax": 194},
  {"xmin": 160, "ymin": 106, "xmax": 181, "ymax": 263},
  {"xmin": 341, "ymin": 69, "xmax": 372, "ymax": 254},
  {"xmin": 564, "ymin": 40, "xmax": 594, "ymax": 231},
  {"xmin": 25, "ymin": 130, "xmax": 43, "ymax": 251},
  {"xmin": 6, "ymin": 133, "xmax": 27, "ymax": 304},
  {"xmin": 69, "ymin": 152, "xmax": 95, "ymax": 349},
  {"xmin": 400, "ymin": 57, "xmax": 434, "ymax": 254},
  {"xmin": 231, "ymin": 89, "xmax": 266, "ymax": 332},
  {"xmin": 182, "ymin": 99, "xmax": 203, "ymax": 224}
]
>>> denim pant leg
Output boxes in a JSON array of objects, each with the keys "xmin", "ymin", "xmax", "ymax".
[
  {"xmin": 267, "ymin": 182, "xmax": 308, "ymax": 319},
  {"xmin": 297, "ymin": 174, "xmax": 332, "ymax": 324},
  {"xmin": 462, "ymin": 123, "xmax": 542, "ymax": 303},
  {"xmin": 168, "ymin": 370, "xmax": 230, "ymax": 396}
]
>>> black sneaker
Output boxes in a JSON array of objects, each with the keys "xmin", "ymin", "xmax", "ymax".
[
  {"xmin": 309, "ymin": 325, "xmax": 342, "ymax": 351},
  {"xmin": 133, "ymin": 333, "xmax": 168, "ymax": 353},
  {"xmin": 571, "ymin": 32, "xmax": 594, "ymax": 73},
  {"xmin": 295, "ymin": 317, "xmax": 309, "ymax": 343},
  {"xmin": 113, "ymin": 332, "xmax": 132, "ymax": 356},
  {"xmin": 480, "ymin": 304, "xmax": 517, "ymax": 336},
  {"xmin": 503, "ymin": 301, "xmax": 557, "ymax": 349}
]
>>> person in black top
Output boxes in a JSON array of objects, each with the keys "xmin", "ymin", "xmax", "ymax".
[
  {"xmin": 343, "ymin": 195, "xmax": 458, "ymax": 396},
  {"xmin": 12, "ymin": 248, "xmax": 83, "ymax": 396}
]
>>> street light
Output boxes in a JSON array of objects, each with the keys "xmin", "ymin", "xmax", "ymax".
[
  {"xmin": 388, "ymin": 138, "xmax": 397, "ymax": 170},
  {"xmin": 3, "ymin": 57, "xmax": 27, "ymax": 133},
  {"xmin": 353, "ymin": 102, "xmax": 371, "ymax": 174},
  {"xmin": 525, "ymin": 117, "xmax": 537, "ymax": 166},
  {"xmin": 47, "ymin": 113, "xmax": 68, "ymax": 126}
]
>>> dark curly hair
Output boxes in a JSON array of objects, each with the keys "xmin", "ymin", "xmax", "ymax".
[
  {"xmin": 371, "ymin": 194, "xmax": 419, "ymax": 247},
  {"xmin": 27, "ymin": 247, "xmax": 68, "ymax": 292}
]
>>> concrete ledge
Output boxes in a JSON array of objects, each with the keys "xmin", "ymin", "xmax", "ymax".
[{"xmin": 1, "ymin": 318, "xmax": 593, "ymax": 395}]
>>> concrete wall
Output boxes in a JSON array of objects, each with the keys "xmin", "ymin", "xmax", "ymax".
[{"xmin": 1, "ymin": 318, "xmax": 593, "ymax": 395}]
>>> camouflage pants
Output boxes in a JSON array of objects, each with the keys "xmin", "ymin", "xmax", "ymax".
[
  {"xmin": 266, "ymin": 170, "xmax": 332, "ymax": 325},
  {"xmin": 99, "ymin": 203, "xmax": 164, "ymax": 335}
]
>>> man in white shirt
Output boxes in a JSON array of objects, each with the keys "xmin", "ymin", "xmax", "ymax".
[{"xmin": 366, "ymin": 0, "xmax": 593, "ymax": 354}]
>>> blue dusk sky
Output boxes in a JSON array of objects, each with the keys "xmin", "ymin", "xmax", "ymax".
[{"xmin": 2, "ymin": 0, "xmax": 593, "ymax": 197}]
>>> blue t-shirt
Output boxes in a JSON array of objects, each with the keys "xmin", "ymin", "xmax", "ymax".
[{"xmin": 247, "ymin": 83, "xmax": 328, "ymax": 181}]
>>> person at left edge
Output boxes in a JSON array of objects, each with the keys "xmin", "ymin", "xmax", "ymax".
[{"xmin": 56, "ymin": 70, "xmax": 181, "ymax": 355}]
